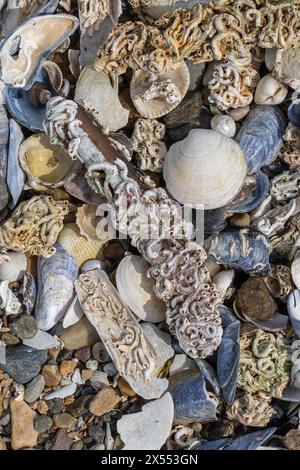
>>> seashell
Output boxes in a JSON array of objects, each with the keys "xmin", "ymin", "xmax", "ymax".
[
  {"xmin": 0, "ymin": 14, "xmax": 79, "ymax": 89},
  {"xmin": 45, "ymin": 383, "xmax": 77, "ymax": 401},
  {"xmin": 0, "ymin": 251, "xmax": 27, "ymax": 282},
  {"xmin": 210, "ymin": 114, "xmax": 236, "ymax": 138},
  {"xmin": 35, "ymin": 243, "xmax": 79, "ymax": 331},
  {"xmin": 272, "ymin": 47, "xmax": 300, "ymax": 91},
  {"xmin": 42, "ymin": 60, "xmax": 64, "ymax": 93},
  {"xmin": 163, "ymin": 129, "xmax": 247, "ymax": 209},
  {"xmin": 133, "ymin": 0, "xmax": 202, "ymax": 19},
  {"xmin": 76, "ymin": 204, "xmax": 113, "ymax": 243},
  {"xmin": 264, "ymin": 265, "xmax": 292, "ymax": 300},
  {"xmin": 0, "ymin": 104, "xmax": 9, "ymax": 212},
  {"xmin": 116, "ymin": 255, "xmax": 166, "ymax": 323},
  {"xmin": 22, "ymin": 272, "xmax": 37, "ymax": 315},
  {"xmin": 169, "ymin": 354, "xmax": 196, "ymax": 377},
  {"xmin": 254, "ymin": 74, "xmax": 288, "ymax": 106},
  {"xmin": 212, "ymin": 270, "xmax": 235, "ymax": 301},
  {"xmin": 62, "ymin": 295, "xmax": 84, "ymax": 329},
  {"xmin": 169, "ymin": 370, "xmax": 218, "ymax": 425},
  {"xmin": 23, "ymin": 330, "xmax": 60, "ymax": 350},
  {"xmin": 90, "ymin": 370, "xmax": 110, "ymax": 390},
  {"xmin": 130, "ymin": 62, "xmax": 190, "ymax": 119},
  {"xmin": 208, "ymin": 228, "xmax": 272, "ymax": 276},
  {"xmin": 195, "ymin": 359, "xmax": 220, "ymax": 396},
  {"xmin": 141, "ymin": 323, "xmax": 174, "ymax": 374},
  {"xmin": 291, "ymin": 253, "xmax": 300, "ymax": 289},
  {"xmin": 75, "ymin": 63, "xmax": 129, "ymax": 132},
  {"xmin": 80, "ymin": 259, "xmax": 107, "ymax": 273},
  {"xmin": 228, "ymin": 171, "xmax": 270, "ymax": 215},
  {"xmin": 288, "ymin": 99, "xmax": 300, "ymax": 128},
  {"xmin": 195, "ymin": 428, "xmax": 277, "ymax": 451},
  {"xmin": 19, "ymin": 133, "xmax": 78, "ymax": 190},
  {"xmin": 217, "ymin": 307, "xmax": 240, "ymax": 405},
  {"xmin": 264, "ymin": 48, "xmax": 277, "ymax": 71},
  {"xmin": 57, "ymin": 223, "xmax": 105, "ymax": 268},
  {"xmin": 7, "ymin": 119, "xmax": 25, "ymax": 208},
  {"xmin": 287, "ymin": 290, "xmax": 300, "ymax": 339},
  {"xmin": 117, "ymin": 392, "xmax": 174, "ymax": 450},
  {"xmin": 92, "ymin": 342, "xmax": 110, "ymax": 363},
  {"xmin": 64, "ymin": 167, "xmax": 107, "ymax": 206},
  {"xmin": 204, "ymin": 207, "xmax": 228, "ymax": 234},
  {"xmin": 227, "ymin": 105, "xmax": 250, "ymax": 122},
  {"xmin": 236, "ymin": 105, "xmax": 286, "ymax": 174},
  {"xmin": 0, "ymin": 280, "xmax": 21, "ymax": 315},
  {"xmin": 235, "ymin": 277, "xmax": 278, "ymax": 322},
  {"xmin": 75, "ymin": 269, "xmax": 169, "ymax": 399}
]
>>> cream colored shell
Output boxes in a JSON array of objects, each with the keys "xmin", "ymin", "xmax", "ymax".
[
  {"xmin": 0, "ymin": 251, "xmax": 27, "ymax": 282},
  {"xmin": 163, "ymin": 129, "xmax": 247, "ymax": 209},
  {"xmin": 130, "ymin": 62, "xmax": 190, "ymax": 119},
  {"xmin": 254, "ymin": 74, "xmax": 288, "ymax": 106},
  {"xmin": 116, "ymin": 255, "xmax": 166, "ymax": 323}
]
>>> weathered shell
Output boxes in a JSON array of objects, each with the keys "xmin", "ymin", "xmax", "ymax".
[
  {"xmin": 213, "ymin": 270, "xmax": 235, "ymax": 301},
  {"xmin": 195, "ymin": 428, "xmax": 277, "ymax": 451},
  {"xmin": 116, "ymin": 255, "xmax": 166, "ymax": 323},
  {"xmin": 57, "ymin": 223, "xmax": 105, "ymax": 268},
  {"xmin": 130, "ymin": 62, "xmax": 190, "ymax": 119},
  {"xmin": 288, "ymin": 99, "xmax": 300, "ymax": 128},
  {"xmin": 287, "ymin": 290, "xmax": 300, "ymax": 339},
  {"xmin": 235, "ymin": 277, "xmax": 278, "ymax": 322},
  {"xmin": 208, "ymin": 228, "xmax": 272, "ymax": 276},
  {"xmin": 0, "ymin": 251, "xmax": 27, "ymax": 282},
  {"xmin": 291, "ymin": 253, "xmax": 300, "ymax": 289},
  {"xmin": 0, "ymin": 14, "xmax": 79, "ymax": 89},
  {"xmin": 22, "ymin": 272, "xmax": 37, "ymax": 315},
  {"xmin": 23, "ymin": 330, "xmax": 60, "ymax": 350},
  {"xmin": 0, "ymin": 104, "xmax": 9, "ymax": 211},
  {"xmin": 163, "ymin": 129, "xmax": 247, "ymax": 209},
  {"xmin": 236, "ymin": 105, "xmax": 286, "ymax": 174},
  {"xmin": 254, "ymin": 74, "xmax": 288, "ymax": 106},
  {"xmin": 62, "ymin": 295, "xmax": 84, "ymax": 329},
  {"xmin": 210, "ymin": 114, "xmax": 236, "ymax": 138},
  {"xmin": 64, "ymin": 167, "xmax": 107, "ymax": 206},
  {"xmin": 141, "ymin": 323, "xmax": 174, "ymax": 374},
  {"xmin": 76, "ymin": 204, "xmax": 113, "ymax": 243},
  {"xmin": 217, "ymin": 307, "xmax": 240, "ymax": 405},
  {"xmin": 228, "ymin": 171, "xmax": 270, "ymax": 215},
  {"xmin": 133, "ymin": 0, "xmax": 203, "ymax": 19},
  {"xmin": 35, "ymin": 243, "xmax": 79, "ymax": 331},
  {"xmin": 169, "ymin": 370, "xmax": 218, "ymax": 425},
  {"xmin": 7, "ymin": 119, "xmax": 25, "ymax": 208},
  {"xmin": 272, "ymin": 47, "xmax": 300, "ymax": 91},
  {"xmin": 75, "ymin": 63, "xmax": 129, "ymax": 132},
  {"xmin": 42, "ymin": 60, "xmax": 64, "ymax": 93},
  {"xmin": 117, "ymin": 392, "xmax": 174, "ymax": 450},
  {"xmin": 19, "ymin": 133, "xmax": 78, "ymax": 190}
]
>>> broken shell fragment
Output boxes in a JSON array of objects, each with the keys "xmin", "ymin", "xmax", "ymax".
[
  {"xmin": 254, "ymin": 74, "xmax": 288, "ymax": 106},
  {"xmin": 0, "ymin": 14, "xmax": 79, "ymax": 89},
  {"xmin": 19, "ymin": 133, "xmax": 78, "ymax": 190},
  {"xmin": 116, "ymin": 255, "xmax": 166, "ymax": 323},
  {"xmin": 76, "ymin": 204, "xmax": 112, "ymax": 243},
  {"xmin": 163, "ymin": 129, "xmax": 247, "ymax": 209}
]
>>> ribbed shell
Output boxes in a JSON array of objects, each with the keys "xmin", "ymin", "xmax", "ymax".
[{"xmin": 0, "ymin": 251, "xmax": 27, "ymax": 282}]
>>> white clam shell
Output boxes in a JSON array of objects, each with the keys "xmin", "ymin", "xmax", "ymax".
[
  {"xmin": 117, "ymin": 392, "xmax": 174, "ymax": 450},
  {"xmin": 116, "ymin": 255, "xmax": 166, "ymax": 323},
  {"xmin": 254, "ymin": 74, "xmax": 288, "ymax": 106},
  {"xmin": 163, "ymin": 129, "xmax": 247, "ymax": 209},
  {"xmin": 62, "ymin": 295, "xmax": 84, "ymax": 329},
  {"xmin": 213, "ymin": 270, "xmax": 235, "ymax": 301},
  {"xmin": 0, "ymin": 251, "xmax": 27, "ymax": 282},
  {"xmin": 211, "ymin": 115, "xmax": 236, "ymax": 138},
  {"xmin": 141, "ymin": 323, "xmax": 174, "ymax": 374},
  {"xmin": 23, "ymin": 330, "xmax": 60, "ymax": 350}
]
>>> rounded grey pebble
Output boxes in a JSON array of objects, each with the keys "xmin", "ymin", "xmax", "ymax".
[
  {"xmin": 34, "ymin": 415, "xmax": 53, "ymax": 433},
  {"xmin": 11, "ymin": 314, "xmax": 38, "ymax": 340},
  {"xmin": 88, "ymin": 425, "xmax": 105, "ymax": 444},
  {"xmin": 24, "ymin": 374, "xmax": 45, "ymax": 404},
  {"xmin": 0, "ymin": 413, "xmax": 10, "ymax": 426},
  {"xmin": 47, "ymin": 398, "xmax": 65, "ymax": 416},
  {"xmin": 71, "ymin": 440, "xmax": 84, "ymax": 450}
]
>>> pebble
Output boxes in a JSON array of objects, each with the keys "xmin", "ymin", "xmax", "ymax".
[
  {"xmin": 34, "ymin": 415, "xmax": 53, "ymax": 433},
  {"xmin": 0, "ymin": 345, "xmax": 47, "ymax": 384},
  {"xmin": 60, "ymin": 360, "xmax": 77, "ymax": 376},
  {"xmin": 117, "ymin": 378, "xmax": 136, "ymax": 397},
  {"xmin": 51, "ymin": 429, "xmax": 72, "ymax": 450},
  {"xmin": 71, "ymin": 440, "xmax": 84, "ymax": 450},
  {"xmin": 89, "ymin": 387, "xmax": 121, "ymax": 417},
  {"xmin": 75, "ymin": 346, "xmax": 91, "ymax": 363},
  {"xmin": 86, "ymin": 359, "xmax": 98, "ymax": 371},
  {"xmin": 11, "ymin": 314, "xmax": 38, "ymax": 340},
  {"xmin": 67, "ymin": 395, "xmax": 94, "ymax": 418},
  {"xmin": 60, "ymin": 316, "xmax": 99, "ymax": 351},
  {"xmin": 88, "ymin": 425, "xmax": 105, "ymax": 444},
  {"xmin": 24, "ymin": 374, "xmax": 45, "ymax": 403},
  {"xmin": 2, "ymin": 332, "xmax": 20, "ymax": 345},
  {"xmin": 10, "ymin": 399, "xmax": 38, "ymax": 450},
  {"xmin": 53, "ymin": 413, "xmax": 77, "ymax": 430},
  {"xmin": 0, "ymin": 437, "xmax": 6, "ymax": 450},
  {"xmin": 282, "ymin": 429, "xmax": 300, "ymax": 450},
  {"xmin": 42, "ymin": 364, "xmax": 62, "ymax": 387},
  {"xmin": 36, "ymin": 400, "xmax": 49, "ymax": 415},
  {"xmin": 47, "ymin": 398, "xmax": 65, "ymax": 416}
]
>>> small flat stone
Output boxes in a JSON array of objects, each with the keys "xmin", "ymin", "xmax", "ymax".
[
  {"xmin": 60, "ymin": 316, "xmax": 99, "ymax": 351},
  {"xmin": 24, "ymin": 374, "xmax": 45, "ymax": 404},
  {"xmin": 60, "ymin": 360, "xmax": 77, "ymax": 376},
  {"xmin": 88, "ymin": 425, "xmax": 105, "ymax": 444},
  {"xmin": 51, "ymin": 429, "xmax": 72, "ymax": 450},
  {"xmin": 10, "ymin": 399, "xmax": 38, "ymax": 450},
  {"xmin": 283, "ymin": 429, "xmax": 300, "ymax": 450},
  {"xmin": 71, "ymin": 440, "xmax": 84, "ymax": 450},
  {"xmin": 74, "ymin": 346, "xmax": 91, "ymax": 363},
  {"xmin": 34, "ymin": 415, "xmax": 53, "ymax": 433},
  {"xmin": 67, "ymin": 394, "xmax": 94, "ymax": 418},
  {"xmin": 2, "ymin": 332, "xmax": 20, "ymax": 345},
  {"xmin": 11, "ymin": 314, "xmax": 38, "ymax": 339},
  {"xmin": 0, "ymin": 345, "xmax": 47, "ymax": 384},
  {"xmin": 42, "ymin": 365, "xmax": 62, "ymax": 387},
  {"xmin": 53, "ymin": 413, "xmax": 77, "ymax": 430},
  {"xmin": 36, "ymin": 400, "xmax": 48, "ymax": 415},
  {"xmin": 47, "ymin": 398, "xmax": 64, "ymax": 416},
  {"xmin": 0, "ymin": 437, "xmax": 6, "ymax": 450},
  {"xmin": 89, "ymin": 387, "xmax": 120, "ymax": 417}
]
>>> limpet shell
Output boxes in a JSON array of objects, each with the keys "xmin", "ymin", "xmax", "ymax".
[{"xmin": 116, "ymin": 255, "xmax": 166, "ymax": 323}]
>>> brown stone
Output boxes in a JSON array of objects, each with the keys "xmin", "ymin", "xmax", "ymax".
[
  {"xmin": 89, "ymin": 387, "xmax": 120, "ymax": 417},
  {"xmin": 0, "ymin": 437, "xmax": 6, "ymax": 450},
  {"xmin": 42, "ymin": 365, "xmax": 62, "ymax": 387},
  {"xmin": 48, "ymin": 348, "xmax": 60, "ymax": 361},
  {"xmin": 53, "ymin": 413, "xmax": 77, "ymax": 430},
  {"xmin": 36, "ymin": 400, "xmax": 49, "ymax": 415},
  {"xmin": 82, "ymin": 369, "xmax": 93, "ymax": 381},
  {"xmin": 60, "ymin": 360, "xmax": 77, "ymax": 376},
  {"xmin": 10, "ymin": 399, "xmax": 38, "ymax": 450},
  {"xmin": 282, "ymin": 429, "xmax": 300, "ymax": 450},
  {"xmin": 66, "ymin": 395, "xmax": 93, "ymax": 418},
  {"xmin": 74, "ymin": 347, "xmax": 91, "ymax": 363},
  {"xmin": 51, "ymin": 429, "xmax": 72, "ymax": 450},
  {"xmin": 60, "ymin": 316, "xmax": 99, "ymax": 351},
  {"xmin": 117, "ymin": 377, "xmax": 136, "ymax": 397},
  {"xmin": 235, "ymin": 277, "xmax": 278, "ymax": 321}
]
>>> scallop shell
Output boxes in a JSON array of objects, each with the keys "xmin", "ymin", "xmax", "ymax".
[
  {"xmin": 254, "ymin": 74, "xmax": 288, "ymax": 106},
  {"xmin": 35, "ymin": 243, "xmax": 78, "ymax": 331},
  {"xmin": 130, "ymin": 62, "xmax": 190, "ymax": 119},
  {"xmin": 57, "ymin": 223, "xmax": 105, "ymax": 268},
  {"xmin": 0, "ymin": 14, "xmax": 79, "ymax": 89},
  {"xmin": 211, "ymin": 114, "xmax": 236, "ymax": 138},
  {"xmin": 19, "ymin": 133, "xmax": 78, "ymax": 190},
  {"xmin": 116, "ymin": 255, "xmax": 166, "ymax": 323},
  {"xmin": 0, "ymin": 251, "xmax": 27, "ymax": 282},
  {"xmin": 76, "ymin": 204, "xmax": 114, "ymax": 243},
  {"xmin": 163, "ymin": 129, "xmax": 247, "ymax": 209}
]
